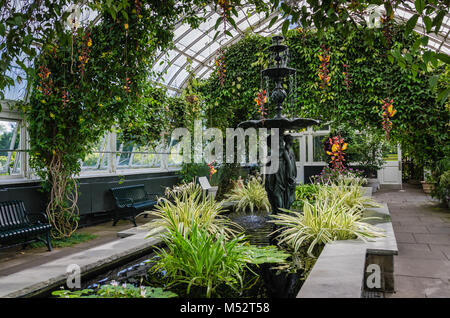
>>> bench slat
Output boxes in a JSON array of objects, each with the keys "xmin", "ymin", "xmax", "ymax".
[
  {"xmin": 110, "ymin": 184, "xmax": 160, "ymax": 227},
  {"xmin": 0, "ymin": 200, "xmax": 52, "ymax": 251}
]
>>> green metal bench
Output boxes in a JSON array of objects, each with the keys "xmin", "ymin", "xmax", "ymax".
[
  {"xmin": 110, "ymin": 184, "xmax": 160, "ymax": 227},
  {"xmin": 0, "ymin": 200, "xmax": 52, "ymax": 251}
]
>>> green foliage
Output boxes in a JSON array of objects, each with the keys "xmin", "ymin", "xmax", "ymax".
[
  {"xmin": 344, "ymin": 130, "xmax": 391, "ymax": 174},
  {"xmin": 201, "ymin": 25, "xmax": 448, "ymax": 173},
  {"xmin": 0, "ymin": 0, "xmax": 210, "ymax": 100},
  {"xmin": 143, "ymin": 182, "xmax": 240, "ymax": 239},
  {"xmin": 198, "ymin": 34, "xmax": 272, "ymax": 131},
  {"xmin": 30, "ymin": 232, "xmax": 97, "ymax": 249},
  {"xmin": 15, "ymin": 1, "xmax": 207, "ymax": 238},
  {"xmin": 274, "ymin": 1, "xmax": 450, "ymax": 104},
  {"xmin": 270, "ymin": 183, "xmax": 384, "ymax": 256},
  {"xmin": 225, "ymin": 175, "xmax": 271, "ymax": 213},
  {"xmin": 52, "ymin": 283, "xmax": 177, "ymax": 298},
  {"xmin": 430, "ymin": 152, "xmax": 450, "ymax": 203},
  {"xmin": 291, "ymin": 183, "xmax": 320, "ymax": 210},
  {"xmin": 152, "ymin": 225, "xmax": 288, "ymax": 298}
]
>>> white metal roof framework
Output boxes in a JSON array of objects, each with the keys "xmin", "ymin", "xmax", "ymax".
[{"xmin": 154, "ymin": 1, "xmax": 450, "ymax": 96}]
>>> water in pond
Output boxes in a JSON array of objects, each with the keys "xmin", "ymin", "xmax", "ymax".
[
  {"xmin": 51, "ymin": 212, "xmax": 318, "ymax": 298},
  {"xmin": 227, "ymin": 211, "xmax": 275, "ymax": 246}
]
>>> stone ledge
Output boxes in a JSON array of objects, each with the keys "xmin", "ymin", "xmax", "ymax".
[
  {"xmin": 0, "ymin": 232, "xmax": 161, "ymax": 298},
  {"xmin": 117, "ymin": 224, "xmax": 149, "ymax": 238},
  {"xmin": 297, "ymin": 202, "xmax": 398, "ymax": 298}
]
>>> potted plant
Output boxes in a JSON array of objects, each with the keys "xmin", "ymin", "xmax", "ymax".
[{"xmin": 421, "ymin": 173, "xmax": 436, "ymax": 194}]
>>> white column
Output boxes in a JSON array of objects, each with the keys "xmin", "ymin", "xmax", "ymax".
[{"xmin": 108, "ymin": 131, "xmax": 117, "ymax": 173}]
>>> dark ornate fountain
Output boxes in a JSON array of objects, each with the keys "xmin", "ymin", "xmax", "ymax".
[{"xmin": 238, "ymin": 35, "xmax": 320, "ymax": 214}]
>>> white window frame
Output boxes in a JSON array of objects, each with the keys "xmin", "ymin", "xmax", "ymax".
[
  {"xmin": 0, "ymin": 100, "xmax": 29, "ymax": 181},
  {"xmin": 0, "ymin": 103, "xmax": 180, "ymax": 185}
]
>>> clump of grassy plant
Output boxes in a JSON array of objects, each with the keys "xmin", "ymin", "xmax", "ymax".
[
  {"xmin": 270, "ymin": 184, "xmax": 384, "ymax": 257},
  {"xmin": 225, "ymin": 175, "xmax": 271, "ymax": 213},
  {"xmin": 316, "ymin": 180, "xmax": 380, "ymax": 212},
  {"xmin": 143, "ymin": 182, "xmax": 240, "ymax": 239},
  {"xmin": 153, "ymin": 225, "xmax": 289, "ymax": 298}
]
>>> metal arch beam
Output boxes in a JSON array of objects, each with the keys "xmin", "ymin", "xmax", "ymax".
[
  {"xmin": 393, "ymin": 9, "xmax": 450, "ymax": 53},
  {"xmin": 177, "ymin": 11, "xmax": 284, "ymax": 91},
  {"xmin": 166, "ymin": 9, "xmax": 270, "ymax": 87},
  {"xmin": 153, "ymin": 9, "xmax": 217, "ymax": 67},
  {"xmin": 157, "ymin": 6, "xmax": 259, "ymax": 84}
]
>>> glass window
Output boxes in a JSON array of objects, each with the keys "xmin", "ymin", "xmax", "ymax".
[
  {"xmin": 168, "ymin": 139, "xmax": 183, "ymax": 167},
  {"xmin": 81, "ymin": 135, "xmax": 109, "ymax": 171},
  {"xmin": 313, "ymin": 135, "xmax": 327, "ymax": 162},
  {"xmin": 292, "ymin": 137, "xmax": 300, "ymax": 161},
  {"xmin": 0, "ymin": 119, "xmax": 22, "ymax": 176},
  {"xmin": 382, "ymin": 143, "xmax": 399, "ymax": 162},
  {"xmin": 116, "ymin": 134, "xmax": 162, "ymax": 169}
]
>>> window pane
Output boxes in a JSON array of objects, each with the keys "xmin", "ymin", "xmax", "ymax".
[
  {"xmin": 313, "ymin": 135, "xmax": 327, "ymax": 162},
  {"xmin": 81, "ymin": 136, "xmax": 108, "ymax": 170},
  {"xmin": 0, "ymin": 119, "xmax": 21, "ymax": 176},
  {"xmin": 116, "ymin": 134, "xmax": 162, "ymax": 169},
  {"xmin": 292, "ymin": 137, "xmax": 300, "ymax": 161}
]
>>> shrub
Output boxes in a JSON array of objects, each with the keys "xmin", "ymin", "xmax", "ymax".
[
  {"xmin": 152, "ymin": 225, "xmax": 289, "ymax": 298},
  {"xmin": 143, "ymin": 182, "xmax": 240, "ymax": 239},
  {"xmin": 316, "ymin": 181, "xmax": 380, "ymax": 212},
  {"xmin": 312, "ymin": 166, "xmax": 366, "ymax": 186},
  {"xmin": 225, "ymin": 175, "xmax": 271, "ymax": 213},
  {"xmin": 270, "ymin": 187, "xmax": 384, "ymax": 257}
]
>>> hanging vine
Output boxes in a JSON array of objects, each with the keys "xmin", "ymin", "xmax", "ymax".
[
  {"xmin": 318, "ymin": 44, "xmax": 331, "ymax": 92},
  {"xmin": 255, "ymin": 89, "xmax": 268, "ymax": 122},
  {"xmin": 21, "ymin": 1, "xmax": 207, "ymax": 238},
  {"xmin": 381, "ymin": 98, "xmax": 396, "ymax": 140},
  {"xmin": 324, "ymin": 135, "xmax": 348, "ymax": 171}
]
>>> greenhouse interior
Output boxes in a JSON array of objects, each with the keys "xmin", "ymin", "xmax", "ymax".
[{"xmin": 0, "ymin": 0, "xmax": 449, "ymax": 303}]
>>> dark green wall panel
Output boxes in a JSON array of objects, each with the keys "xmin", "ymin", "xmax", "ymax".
[{"xmin": 0, "ymin": 171, "xmax": 179, "ymax": 217}]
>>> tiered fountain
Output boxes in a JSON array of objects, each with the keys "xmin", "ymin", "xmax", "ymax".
[{"xmin": 238, "ymin": 35, "xmax": 320, "ymax": 214}]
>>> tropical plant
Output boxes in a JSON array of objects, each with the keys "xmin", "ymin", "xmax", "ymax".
[
  {"xmin": 200, "ymin": 25, "xmax": 448, "ymax": 185},
  {"xmin": 316, "ymin": 182, "xmax": 380, "ymax": 212},
  {"xmin": 225, "ymin": 175, "xmax": 271, "ymax": 213},
  {"xmin": 312, "ymin": 166, "xmax": 366, "ymax": 185},
  {"xmin": 270, "ymin": 189, "xmax": 384, "ymax": 257},
  {"xmin": 143, "ymin": 183, "xmax": 240, "ymax": 239},
  {"xmin": 152, "ymin": 225, "xmax": 289, "ymax": 298},
  {"xmin": 437, "ymin": 170, "xmax": 450, "ymax": 206},
  {"xmin": 52, "ymin": 282, "xmax": 177, "ymax": 298},
  {"xmin": 291, "ymin": 184, "xmax": 320, "ymax": 210}
]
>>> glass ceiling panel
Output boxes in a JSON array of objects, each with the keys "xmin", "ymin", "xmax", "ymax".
[{"xmin": 153, "ymin": 2, "xmax": 449, "ymax": 96}]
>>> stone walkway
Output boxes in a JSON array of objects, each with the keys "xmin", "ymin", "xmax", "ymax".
[
  {"xmin": 373, "ymin": 184, "xmax": 450, "ymax": 298},
  {"xmin": 0, "ymin": 217, "xmax": 149, "ymax": 277}
]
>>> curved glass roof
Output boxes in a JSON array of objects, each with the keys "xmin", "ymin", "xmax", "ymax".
[
  {"xmin": 152, "ymin": 2, "xmax": 450, "ymax": 96},
  {"xmin": 151, "ymin": 4, "xmax": 285, "ymax": 95}
]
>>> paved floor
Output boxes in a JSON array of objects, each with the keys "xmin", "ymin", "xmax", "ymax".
[
  {"xmin": 0, "ymin": 216, "xmax": 149, "ymax": 277},
  {"xmin": 1, "ymin": 185, "xmax": 449, "ymax": 298},
  {"xmin": 374, "ymin": 184, "xmax": 450, "ymax": 298}
]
